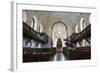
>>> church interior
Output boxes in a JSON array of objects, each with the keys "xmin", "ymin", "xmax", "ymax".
[{"xmin": 22, "ymin": 10, "xmax": 91, "ymax": 62}]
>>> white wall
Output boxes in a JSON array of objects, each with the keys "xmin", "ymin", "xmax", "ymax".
[{"xmin": 0, "ymin": 0, "xmax": 100, "ymax": 73}]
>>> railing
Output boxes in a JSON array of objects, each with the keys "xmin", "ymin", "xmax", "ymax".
[
  {"xmin": 70, "ymin": 24, "xmax": 91, "ymax": 43},
  {"xmin": 23, "ymin": 22, "xmax": 48, "ymax": 43}
]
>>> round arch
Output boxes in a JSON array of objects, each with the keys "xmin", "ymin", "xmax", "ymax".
[
  {"xmin": 51, "ymin": 21, "xmax": 68, "ymax": 47},
  {"xmin": 31, "ymin": 16, "xmax": 38, "ymax": 31},
  {"xmin": 80, "ymin": 18, "xmax": 86, "ymax": 31}
]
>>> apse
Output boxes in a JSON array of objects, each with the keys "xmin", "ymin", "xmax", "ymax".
[{"xmin": 52, "ymin": 21, "xmax": 67, "ymax": 48}]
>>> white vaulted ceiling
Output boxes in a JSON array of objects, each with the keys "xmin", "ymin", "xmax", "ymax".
[
  {"xmin": 24, "ymin": 10, "xmax": 82, "ymax": 28},
  {"xmin": 23, "ymin": 10, "xmax": 90, "ymax": 37},
  {"xmin": 36, "ymin": 11, "xmax": 81, "ymax": 28}
]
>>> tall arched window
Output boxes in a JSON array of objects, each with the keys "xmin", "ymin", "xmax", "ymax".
[
  {"xmin": 39, "ymin": 24, "xmax": 43, "ymax": 33},
  {"xmin": 82, "ymin": 20, "xmax": 86, "ymax": 29},
  {"xmin": 31, "ymin": 16, "xmax": 38, "ymax": 31},
  {"xmin": 75, "ymin": 24, "xmax": 79, "ymax": 33},
  {"xmin": 80, "ymin": 18, "xmax": 86, "ymax": 31}
]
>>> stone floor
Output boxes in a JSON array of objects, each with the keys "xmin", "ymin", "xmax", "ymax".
[{"xmin": 53, "ymin": 52, "xmax": 66, "ymax": 61}]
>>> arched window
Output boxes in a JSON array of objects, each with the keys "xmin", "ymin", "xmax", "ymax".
[
  {"xmin": 80, "ymin": 18, "xmax": 86, "ymax": 31},
  {"xmin": 81, "ymin": 39, "xmax": 86, "ymax": 47},
  {"xmin": 82, "ymin": 20, "xmax": 86, "ymax": 29},
  {"xmin": 31, "ymin": 16, "xmax": 38, "ymax": 31},
  {"xmin": 75, "ymin": 24, "xmax": 79, "ymax": 33},
  {"xmin": 76, "ymin": 42, "xmax": 80, "ymax": 47},
  {"xmin": 39, "ymin": 24, "xmax": 43, "ymax": 33}
]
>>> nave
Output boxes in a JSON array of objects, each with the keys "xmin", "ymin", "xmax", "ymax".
[{"xmin": 23, "ymin": 10, "xmax": 91, "ymax": 63}]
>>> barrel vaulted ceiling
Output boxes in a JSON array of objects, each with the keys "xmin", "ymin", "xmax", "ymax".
[{"xmin": 23, "ymin": 10, "xmax": 90, "ymax": 32}]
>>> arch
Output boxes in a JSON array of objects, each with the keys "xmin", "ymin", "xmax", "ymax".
[
  {"xmin": 81, "ymin": 39, "xmax": 86, "ymax": 47},
  {"xmin": 75, "ymin": 24, "xmax": 79, "ymax": 33},
  {"xmin": 51, "ymin": 21, "xmax": 68, "ymax": 48},
  {"xmin": 76, "ymin": 42, "xmax": 80, "ymax": 47},
  {"xmin": 39, "ymin": 24, "xmax": 43, "ymax": 33},
  {"xmin": 82, "ymin": 19, "xmax": 86, "ymax": 29},
  {"xmin": 31, "ymin": 16, "xmax": 38, "ymax": 31},
  {"xmin": 80, "ymin": 18, "xmax": 86, "ymax": 31}
]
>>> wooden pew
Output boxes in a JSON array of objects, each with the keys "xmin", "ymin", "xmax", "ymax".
[
  {"xmin": 63, "ymin": 46, "xmax": 91, "ymax": 60},
  {"xmin": 23, "ymin": 48, "xmax": 55, "ymax": 62}
]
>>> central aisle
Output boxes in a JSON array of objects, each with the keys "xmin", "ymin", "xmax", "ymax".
[{"xmin": 53, "ymin": 52, "xmax": 66, "ymax": 61}]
